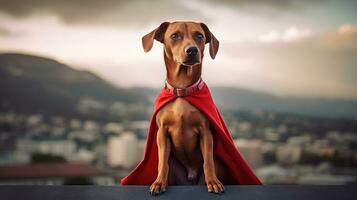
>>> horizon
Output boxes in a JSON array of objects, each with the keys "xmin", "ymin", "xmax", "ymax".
[
  {"xmin": 2, "ymin": 50, "xmax": 357, "ymax": 102},
  {"xmin": 1, "ymin": 0, "xmax": 357, "ymax": 99}
]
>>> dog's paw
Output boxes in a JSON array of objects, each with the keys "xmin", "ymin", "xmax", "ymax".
[
  {"xmin": 206, "ymin": 177, "xmax": 225, "ymax": 194},
  {"xmin": 149, "ymin": 179, "xmax": 168, "ymax": 196}
]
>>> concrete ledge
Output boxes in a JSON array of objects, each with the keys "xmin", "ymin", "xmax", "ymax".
[{"xmin": 0, "ymin": 185, "xmax": 356, "ymax": 200}]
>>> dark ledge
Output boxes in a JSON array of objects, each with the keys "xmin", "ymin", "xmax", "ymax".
[{"xmin": 0, "ymin": 185, "xmax": 356, "ymax": 200}]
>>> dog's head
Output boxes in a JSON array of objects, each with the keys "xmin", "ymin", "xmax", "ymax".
[{"xmin": 142, "ymin": 21, "xmax": 219, "ymax": 67}]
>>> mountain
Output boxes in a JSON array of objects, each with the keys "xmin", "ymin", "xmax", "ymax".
[
  {"xmin": 131, "ymin": 86, "xmax": 357, "ymax": 119},
  {"xmin": 0, "ymin": 53, "xmax": 149, "ymax": 121},
  {"xmin": 210, "ymin": 87, "xmax": 357, "ymax": 119},
  {"xmin": 1, "ymin": 53, "xmax": 357, "ymax": 120}
]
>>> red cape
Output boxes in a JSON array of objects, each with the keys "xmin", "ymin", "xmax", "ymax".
[{"xmin": 121, "ymin": 82, "xmax": 262, "ymax": 185}]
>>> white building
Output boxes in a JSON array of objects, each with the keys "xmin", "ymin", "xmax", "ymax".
[
  {"xmin": 234, "ymin": 139, "xmax": 263, "ymax": 168},
  {"xmin": 16, "ymin": 139, "xmax": 76, "ymax": 160},
  {"xmin": 256, "ymin": 165, "xmax": 297, "ymax": 184},
  {"xmin": 287, "ymin": 135, "xmax": 312, "ymax": 148},
  {"xmin": 69, "ymin": 119, "xmax": 82, "ymax": 129},
  {"xmin": 103, "ymin": 122, "xmax": 124, "ymax": 134},
  {"xmin": 0, "ymin": 151, "xmax": 30, "ymax": 165},
  {"xmin": 68, "ymin": 130, "xmax": 97, "ymax": 143},
  {"xmin": 276, "ymin": 145, "xmax": 302, "ymax": 165},
  {"xmin": 264, "ymin": 127, "xmax": 280, "ymax": 142},
  {"xmin": 83, "ymin": 120, "xmax": 99, "ymax": 132},
  {"xmin": 238, "ymin": 121, "xmax": 252, "ymax": 132},
  {"xmin": 69, "ymin": 148, "xmax": 95, "ymax": 163},
  {"xmin": 107, "ymin": 132, "xmax": 140, "ymax": 168},
  {"xmin": 26, "ymin": 114, "xmax": 43, "ymax": 126}
]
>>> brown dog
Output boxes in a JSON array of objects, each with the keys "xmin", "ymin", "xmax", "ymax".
[{"xmin": 142, "ymin": 21, "xmax": 227, "ymax": 195}]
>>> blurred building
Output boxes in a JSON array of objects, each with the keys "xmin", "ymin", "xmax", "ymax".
[
  {"xmin": 68, "ymin": 130, "xmax": 97, "ymax": 143},
  {"xmin": 70, "ymin": 148, "xmax": 95, "ymax": 163},
  {"xmin": 0, "ymin": 163, "xmax": 113, "ymax": 185},
  {"xmin": 264, "ymin": 127, "xmax": 280, "ymax": 142},
  {"xmin": 107, "ymin": 132, "xmax": 139, "ymax": 168},
  {"xmin": 69, "ymin": 119, "xmax": 82, "ymax": 129},
  {"xmin": 276, "ymin": 145, "xmax": 302, "ymax": 165},
  {"xmin": 234, "ymin": 139, "xmax": 263, "ymax": 168},
  {"xmin": 83, "ymin": 120, "xmax": 100, "ymax": 132},
  {"xmin": 0, "ymin": 151, "xmax": 30, "ymax": 165},
  {"xmin": 238, "ymin": 121, "xmax": 252, "ymax": 132},
  {"xmin": 16, "ymin": 139, "xmax": 76, "ymax": 160},
  {"xmin": 129, "ymin": 120, "xmax": 150, "ymax": 139},
  {"xmin": 297, "ymin": 174, "xmax": 356, "ymax": 185},
  {"xmin": 103, "ymin": 122, "xmax": 124, "ymax": 135},
  {"xmin": 256, "ymin": 165, "xmax": 297, "ymax": 184},
  {"xmin": 26, "ymin": 114, "xmax": 43, "ymax": 127},
  {"xmin": 94, "ymin": 143, "xmax": 107, "ymax": 167},
  {"xmin": 287, "ymin": 135, "xmax": 312, "ymax": 148}
]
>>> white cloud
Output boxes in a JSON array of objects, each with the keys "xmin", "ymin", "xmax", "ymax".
[
  {"xmin": 258, "ymin": 27, "xmax": 312, "ymax": 43},
  {"xmin": 338, "ymin": 24, "xmax": 357, "ymax": 34},
  {"xmin": 224, "ymin": 24, "xmax": 357, "ymax": 99}
]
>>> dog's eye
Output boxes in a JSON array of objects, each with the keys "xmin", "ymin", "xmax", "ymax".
[
  {"xmin": 196, "ymin": 33, "xmax": 204, "ymax": 40},
  {"xmin": 171, "ymin": 33, "xmax": 180, "ymax": 40}
]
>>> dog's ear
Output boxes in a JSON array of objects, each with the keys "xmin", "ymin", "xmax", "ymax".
[
  {"xmin": 200, "ymin": 23, "xmax": 219, "ymax": 59},
  {"xmin": 142, "ymin": 22, "xmax": 170, "ymax": 53}
]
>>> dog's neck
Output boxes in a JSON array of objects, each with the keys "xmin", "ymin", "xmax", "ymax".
[{"xmin": 164, "ymin": 53, "xmax": 202, "ymax": 89}]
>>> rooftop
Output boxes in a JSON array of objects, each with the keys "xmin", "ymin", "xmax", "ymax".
[
  {"xmin": 0, "ymin": 163, "xmax": 103, "ymax": 179},
  {"xmin": 0, "ymin": 185, "xmax": 355, "ymax": 200}
]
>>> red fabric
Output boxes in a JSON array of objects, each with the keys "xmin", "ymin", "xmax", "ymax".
[{"xmin": 120, "ymin": 82, "xmax": 262, "ymax": 185}]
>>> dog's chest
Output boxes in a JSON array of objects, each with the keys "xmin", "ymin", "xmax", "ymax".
[
  {"xmin": 157, "ymin": 98, "xmax": 206, "ymax": 156},
  {"xmin": 158, "ymin": 98, "xmax": 204, "ymax": 127}
]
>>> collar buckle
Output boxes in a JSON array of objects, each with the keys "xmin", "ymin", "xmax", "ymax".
[
  {"xmin": 173, "ymin": 88, "xmax": 187, "ymax": 97},
  {"xmin": 165, "ymin": 78, "xmax": 203, "ymax": 97}
]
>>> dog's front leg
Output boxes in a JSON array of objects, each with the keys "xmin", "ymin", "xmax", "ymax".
[
  {"xmin": 200, "ymin": 126, "xmax": 224, "ymax": 194},
  {"xmin": 150, "ymin": 127, "xmax": 171, "ymax": 195}
]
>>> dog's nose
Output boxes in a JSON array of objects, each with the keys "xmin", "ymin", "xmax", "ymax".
[{"xmin": 186, "ymin": 46, "xmax": 198, "ymax": 57}]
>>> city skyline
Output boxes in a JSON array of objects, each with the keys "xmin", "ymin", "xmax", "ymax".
[{"xmin": 0, "ymin": 0, "xmax": 357, "ymax": 99}]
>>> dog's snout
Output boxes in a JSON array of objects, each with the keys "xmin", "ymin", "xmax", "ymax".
[{"xmin": 186, "ymin": 46, "xmax": 198, "ymax": 57}]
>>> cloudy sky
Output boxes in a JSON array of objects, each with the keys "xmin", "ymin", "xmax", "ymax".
[{"xmin": 0, "ymin": 0, "xmax": 356, "ymax": 99}]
